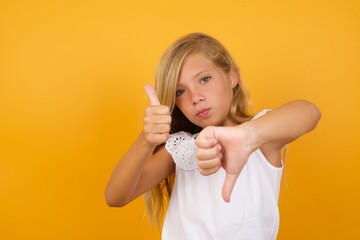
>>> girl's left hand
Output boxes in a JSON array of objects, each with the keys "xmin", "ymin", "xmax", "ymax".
[
  {"xmin": 195, "ymin": 138, "xmax": 222, "ymax": 176},
  {"xmin": 195, "ymin": 125, "xmax": 254, "ymax": 203}
]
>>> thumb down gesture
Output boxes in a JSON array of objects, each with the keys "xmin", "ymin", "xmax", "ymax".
[{"xmin": 195, "ymin": 125, "xmax": 254, "ymax": 202}]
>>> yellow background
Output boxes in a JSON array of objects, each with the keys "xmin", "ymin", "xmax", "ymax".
[{"xmin": 1, "ymin": 0, "xmax": 359, "ymax": 239}]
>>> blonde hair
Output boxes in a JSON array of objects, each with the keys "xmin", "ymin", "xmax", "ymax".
[{"xmin": 145, "ymin": 32, "xmax": 253, "ymax": 227}]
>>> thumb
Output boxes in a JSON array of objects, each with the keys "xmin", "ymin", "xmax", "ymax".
[
  {"xmin": 144, "ymin": 84, "xmax": 160, "ymax": 105},
  {"xmin": 222, "ymin": 173, "xmax": 239, "ymax": 202}
]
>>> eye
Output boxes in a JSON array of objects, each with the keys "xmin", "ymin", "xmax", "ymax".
[
  {"xmin": 176, "ymin": 89, "xmax": 185, "ymax": 97},
  {"xmin": 200, "ymin": 76, "xmax": 211, "ymax": 84}
]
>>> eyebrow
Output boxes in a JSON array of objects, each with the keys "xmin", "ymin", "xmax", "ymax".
[
  {"xmin": 192, "ymin": 70, "xmax": 209, "ymax": 79},
  {"xmin": 177, "ymin": 69, "xmax": 210, "ymax": 87}
]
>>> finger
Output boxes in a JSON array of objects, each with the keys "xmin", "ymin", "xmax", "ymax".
[
  {"xmin": 222, "ymin": 173, "xmax": 239, "ymax": 203},
  {"xmin": 145, "ymin": 105, "xmax": 171, "ymax": 115},
  {"xmin": 196, "ymin": 127, "xmax": 217, "ymax": 148},
  {"xmin": 146, "ymin": 133, "xmax": 170, "ymax": 145},
  {"xmin": 143, "ymin": 124, "xmax": 171, "ymax": 135},
  {"xmin": 144, "ymin": 115, "xmax": 172, "ymax": 125},
  {"xmin": 197, "ymin": 157, "xmax": 221, "ymax": 170},
  {"xmin": 196, "ymin": 143, "xmax": 221, "ymax": 160},
  {"xmin": 144, "ymin": 84, "xmax": 160, "ymax": 105},
  {"xmin": 195, "ymin": 136, "xmax": 217, "ymax": 149},
  {"xmin": 199, "ymin": 165, "xmax": 221, "ymax": 176}
]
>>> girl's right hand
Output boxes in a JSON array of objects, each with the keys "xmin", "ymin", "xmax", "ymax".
[{"xmin": 143, "ymin": 84, "xmax": 172, "ymax": 146}]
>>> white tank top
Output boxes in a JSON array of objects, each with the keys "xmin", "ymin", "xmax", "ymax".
[{"xmin": 162, "ymin": 110, "xmax": 283, "ymax": 240}]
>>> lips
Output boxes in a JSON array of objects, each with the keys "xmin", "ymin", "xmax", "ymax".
[{"xmin": 196, "ymin": 108, "xmax": 210, "ymax": 117}]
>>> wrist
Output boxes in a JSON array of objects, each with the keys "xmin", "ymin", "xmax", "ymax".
[
  {"xmin": 139, "ymin": 131, "xmax": 158, "ymax": 152},
  {"xmin": 238, "ymin": 121, "xmax": 261, "ymax": 152}
]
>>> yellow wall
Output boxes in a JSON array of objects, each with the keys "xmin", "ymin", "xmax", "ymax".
[{"xmin": 1, "ymin": 0, "xmax": 359, "ymax": 239}]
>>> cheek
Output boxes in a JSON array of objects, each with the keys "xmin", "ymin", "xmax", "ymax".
[
  {"xmin": 175, "ymin": 100, "xmax": 188, "ymax": 115},
  {"xmin": 219, "ymin": 88, "xmax": 234, "ymax": 111}
]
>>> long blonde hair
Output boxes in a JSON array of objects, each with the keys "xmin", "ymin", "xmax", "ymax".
[{"xmin": 144, "ymin": 32, "xmax": 253, "ymax": 227}]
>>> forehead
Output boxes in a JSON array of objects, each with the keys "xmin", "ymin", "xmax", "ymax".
[
  {"xmin": 178, "ymin": 54, "xmax": 218, "ymax": 81},
  {"xmin": 181, "ymin": 53, "xmax": 213, "ymax": 70}
]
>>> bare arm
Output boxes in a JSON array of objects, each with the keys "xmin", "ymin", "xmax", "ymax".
[
  {"xmin": 248, "ymin": 99, "xmax": 321, "ymax": 166},
  {"xmin": 105, "ymin": 85, "xmax": 174, "ymax": 207},
  {"xmin": 104, "ymin": 133, "xmax": 174, "ymax": 207},
  {"xmin": 195, "ymin": 99, "xmax": 321, "ymax": 202}
]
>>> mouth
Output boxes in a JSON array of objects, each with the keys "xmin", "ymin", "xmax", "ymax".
[{"xmin": 196, "ymin": 108, "xmax": 211, "ymax": 117}]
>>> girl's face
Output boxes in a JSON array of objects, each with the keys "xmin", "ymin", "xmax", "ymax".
[{"xmin": 175, "ymin": 54, "xmax": 237, "ymax": 128}]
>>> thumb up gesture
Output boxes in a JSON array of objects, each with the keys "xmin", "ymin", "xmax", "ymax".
[
  {"xmin": 195, "ymin": 125, "xmax": 254, "ymax": 202},
  {"xmin": 143, "ymin": 84, "xmax": 172, "ymax": 146}
]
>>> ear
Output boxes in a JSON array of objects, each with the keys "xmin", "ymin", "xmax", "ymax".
[{"xmin": 229, "ymin": 70, "xmax": 238, "ymax": 88}]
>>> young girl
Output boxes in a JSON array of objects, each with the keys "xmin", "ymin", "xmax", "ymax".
[{"xmin": 105, "ymin": 32, "xmax": 321, "ymax": 239}]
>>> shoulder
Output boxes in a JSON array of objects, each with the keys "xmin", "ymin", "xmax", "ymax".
[
  {"xmin": 165, "ymin": 131, "xmax": 197, "ymax": 148},
  {"xmin": 251, "ymin": 109, "xmax": 271, "ymax": 120},
  {"xmin": 250, "ymin": 109, "xmax": 283, "ymax": 167},
  {"xmin": 165, "ymin": 131, "xmax": 198, "ymax": 170},
  {"xmin": 165, "ymin": 131, "xmax": 196, "ymax": 151}
]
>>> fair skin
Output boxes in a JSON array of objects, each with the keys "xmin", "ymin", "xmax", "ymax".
[
  {"xmin": 175, "ymin": 54, "xmax": 237, "ymax": 128},
  {"xmin": 105, "ymin": 53, "xmax": 321, "ymax": 206}
]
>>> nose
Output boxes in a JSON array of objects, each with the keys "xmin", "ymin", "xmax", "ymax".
[{"xmin": 192, "ymin": 94, "xmax": 205, "ymax": 105}]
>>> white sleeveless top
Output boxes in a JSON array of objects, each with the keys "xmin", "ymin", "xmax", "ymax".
[{"xmin": 162, "ymin": 110, "xmax": 283, "ymax": 240}]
